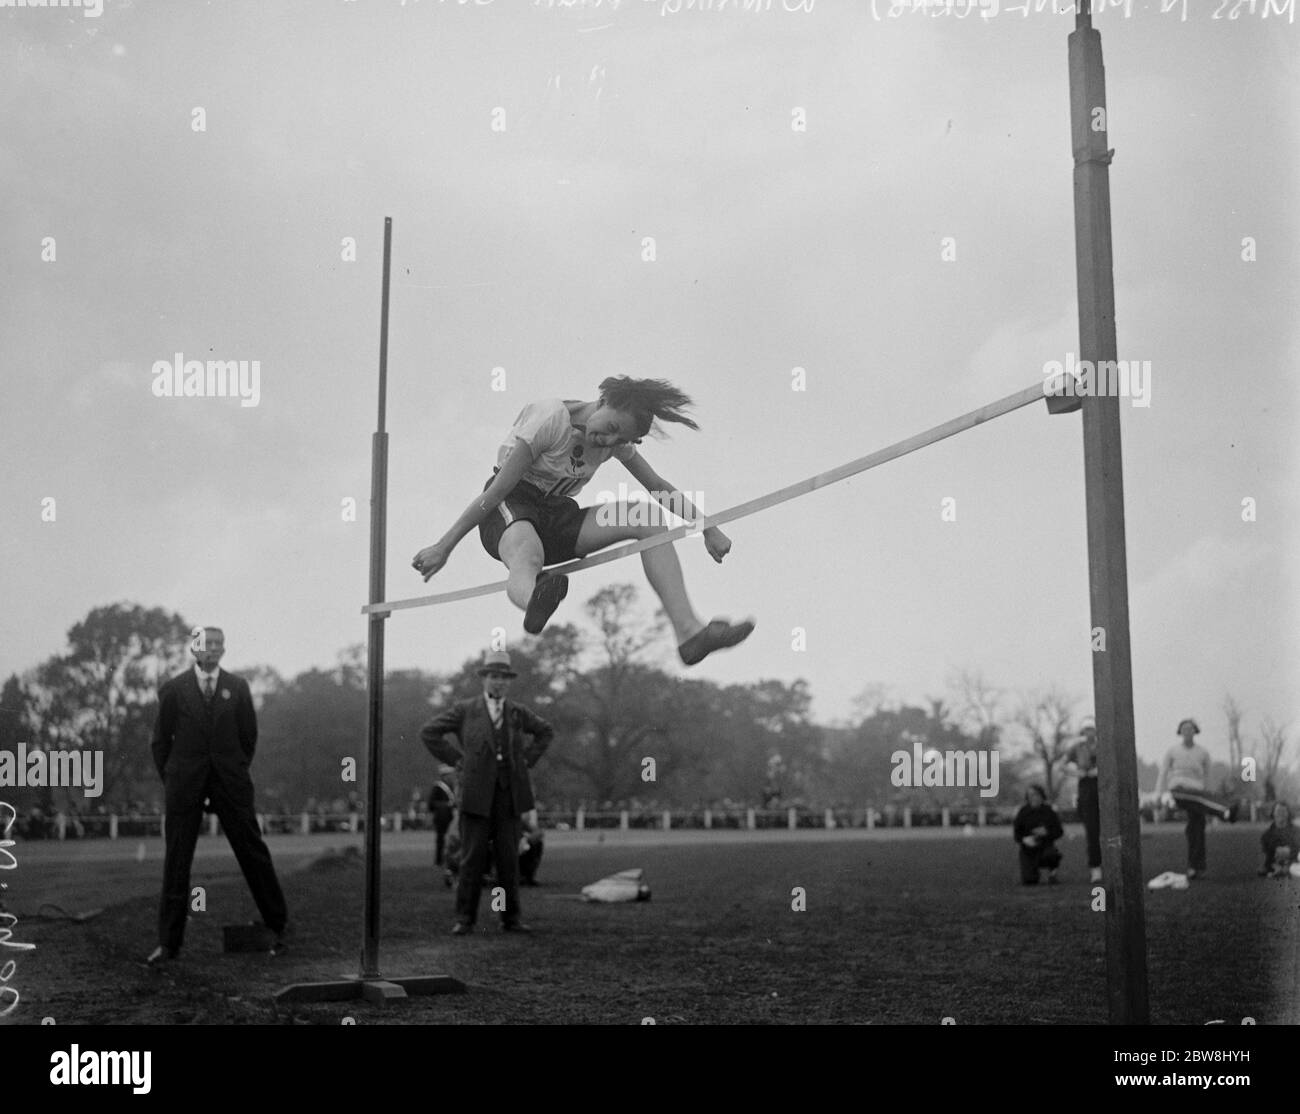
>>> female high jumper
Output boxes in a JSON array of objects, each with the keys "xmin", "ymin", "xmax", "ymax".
[{"xmin": 411, "ymin": 377, "xmax": 754, "ymax": 666}]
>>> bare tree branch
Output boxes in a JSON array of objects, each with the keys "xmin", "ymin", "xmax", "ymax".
[
  {"xmin": 1010, "ymin": 688, "xmax": 1081, "ymax": 803},
  {"xmin": 1258, "ymin": 718, "xmax": 1289, "ymax": 802}
]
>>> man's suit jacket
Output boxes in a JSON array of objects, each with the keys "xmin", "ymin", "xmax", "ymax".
[
  {"xmin": 420, "ymin": 696, "xmax": 552, "ymax": 818},
  {"xmin": 151, "ymin": 669, "xmax": 258, "ymax": 811}
]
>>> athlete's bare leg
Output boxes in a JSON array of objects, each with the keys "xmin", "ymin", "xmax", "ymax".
[
  {"xmin": 498, "ymin": 521, "xmax": 545, "ymax": 612},
  {"xmin": 575, "ymin": 509, "xmax": 705, "ymax": 645}
]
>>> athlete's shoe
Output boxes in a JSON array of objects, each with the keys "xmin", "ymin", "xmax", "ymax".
[
  {"xmin": 678, "ymin": 618, "xmax": 756, "ymax": 666},
  {"xmin": 523, "ymin": 574, "xmax": 569, "ymax": 634}
]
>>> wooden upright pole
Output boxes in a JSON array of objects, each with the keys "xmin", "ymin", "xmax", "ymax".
[
  {"xmin": 361, "ymin": 216, "xmax": 393, "ymax": 980},
  {"xmin": 1068, "ymin": 4, "xmax": 1149, "ymax": 1024}
]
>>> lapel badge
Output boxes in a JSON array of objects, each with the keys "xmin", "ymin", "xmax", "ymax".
[{"xmin": 221, "ymin": 689, "xmax": 231, "ymax": 699}]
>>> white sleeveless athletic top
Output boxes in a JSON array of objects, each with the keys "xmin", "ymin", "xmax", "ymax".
[{"xmin": 497, "ymin": 399, "xmax": 635, "ymax": 499}]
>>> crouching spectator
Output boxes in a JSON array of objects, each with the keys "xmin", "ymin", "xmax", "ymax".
[
  {"xmin": 1014, "ymin": 785, "xmax": 1063, "ymax": 885},
  {"xmin": 1260, "ymin": 802, "xmax": 1300, "ymax": 878}
]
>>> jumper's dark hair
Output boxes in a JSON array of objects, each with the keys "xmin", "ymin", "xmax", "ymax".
[{"xmin": 597, "ymin": 376, "xmax": 698, "ymax": 438}]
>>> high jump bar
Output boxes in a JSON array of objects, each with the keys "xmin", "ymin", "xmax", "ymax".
[{"xmin": 363, "ymin": 379, "xmax": 1060, "ymax": 616}]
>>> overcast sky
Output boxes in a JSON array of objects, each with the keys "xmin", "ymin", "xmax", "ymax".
[{"xmin": 2, "ymin": 0, "xmax": 1296, "ymax": 767}]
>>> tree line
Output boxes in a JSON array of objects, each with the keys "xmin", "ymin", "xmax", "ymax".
[{"xmin": 1, "ymin": 594, "xmax": 1292, "ymax": 817}]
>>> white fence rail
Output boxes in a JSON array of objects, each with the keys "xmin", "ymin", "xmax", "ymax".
[{"xmin": 12, "ymin": 801, "xmax": 1266, "ymax": 841}]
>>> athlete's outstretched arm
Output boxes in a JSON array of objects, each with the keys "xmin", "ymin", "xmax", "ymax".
[
  {"xmin": 622, "ymin": 451, "xmax": 732, "ymax": 564},
  {"xmin": 412, "ymin": 441, "xmax": 536, "ymax": 580}
]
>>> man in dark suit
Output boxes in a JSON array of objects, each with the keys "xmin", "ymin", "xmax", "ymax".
[
  {"xmin": 147, "ymin": 626, "xmax": 288, "ymax": 963},
  {"xmin": 420, "ymin": 650, "xmax": 553, "ymax": 935}
]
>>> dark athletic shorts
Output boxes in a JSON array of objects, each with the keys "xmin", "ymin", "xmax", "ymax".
[{"xmin": 478, "ymin": 475, "xmax": 589, "ymax": 566}]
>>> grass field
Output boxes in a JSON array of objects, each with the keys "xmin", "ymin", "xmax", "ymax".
[{"xmin": 8, "ymin": 824, "xmax": 1297, "ymax": 1025}]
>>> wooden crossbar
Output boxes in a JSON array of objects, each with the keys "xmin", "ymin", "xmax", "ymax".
[{"xmin": 363, "ymin": 381, "xmax": 1050, "ymax": 616}]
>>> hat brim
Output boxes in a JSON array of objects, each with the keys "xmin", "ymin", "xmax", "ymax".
[{"xmin": 478, "ymin": 668, "xmax": 517, "ymax": 678}]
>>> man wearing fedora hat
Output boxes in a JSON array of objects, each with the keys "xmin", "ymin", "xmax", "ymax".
[
  {"xmin": 1155, "ymin": 718, "xmax": 1239, "ymax": 879},
  {"xmin": 420, "ymin": 650, "xmax": 554, "ymax": 933}
]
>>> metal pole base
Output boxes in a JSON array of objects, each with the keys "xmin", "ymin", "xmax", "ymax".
[{"xmin": 273, "ymin": 973, "xmax": 466, "ymax": 1005}]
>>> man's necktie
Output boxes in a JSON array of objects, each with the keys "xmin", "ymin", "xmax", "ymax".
[
  {"xmin": 203, "ymin": 676, "xmax": 215, "ymax": 702},
  {"xmin": 489, "ymin": 701, "xmax": 505, "ymax": 762}
]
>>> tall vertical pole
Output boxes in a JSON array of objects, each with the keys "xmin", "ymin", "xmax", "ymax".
[
  {"xmin": 362, "ymin": 217, "xmax": 393, "ymax": 980},
  {"xmin": 1068, "ymin": 5, "xmax": 1149, "ymax": 1023},
  {"xmin": 277, "ymin": 217, "xmax": 461, "ymax": 1001}
]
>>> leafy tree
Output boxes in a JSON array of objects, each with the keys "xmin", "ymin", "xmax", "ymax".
[
  {"xmin": 383, "ymin": 666, "xmax": 452, "ymax": 811},
  {"xmin": 255, "ymin": 661, "xmax": 367, "ymax": 812},
  {"xmin": 19, "ymin": 605, "xmax": 193, "ymax": 807},
  {"xmin": 0, "ymin": 674, "xmax": 36, "ymax": 753},
  {"xmin": 527, "ymin": 585, "xmax": 696, "ymax": 804},
  {"xmin": 701, "ymin": 679, "xmax": 823, "ymax": 806},
  {"xmin": 236, "ymin": 664, "xmax": 285, "ymax": 711},
  {"xmin": 821, "ymin": 699, "xmax": 1015, "ymax": 811},
  {"xmin": 0, "ymin": 673, "xmax": 43, "ymax": 812}
]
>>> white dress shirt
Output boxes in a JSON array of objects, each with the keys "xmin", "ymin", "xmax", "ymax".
[{"xmin": 194, "ymin": 665, "xmax": 219, "ymax": 699}]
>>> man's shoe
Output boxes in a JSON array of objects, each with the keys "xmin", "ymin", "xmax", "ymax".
[
  {"xmin": 146, "ymin": 945, "xmax": 177, "ymax": 966},
  {"xmin": 450, "ymin": 922, "xmax": 474, "ymax": 936},
  {"xmin": 252, "ymin": 920, "xmax": 292, "ymax": 955},
  {"xmin": 524, "ymin": 574, "xmax": 568, "ymax": 635},
  {"xmin": 1186, "ymin": 868, "xmax": 1199, "ymax": 880},
  {"xmin": 1226, "ymin": 801, "xmax": 1240, "ymax": 823},
  {"xmin": 678, "ymin": 618, "xmax": 756, "ymax": 666},
  {"xmin": 500, "ymin": 921, "xmax": 532, "ymax": 933}
]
